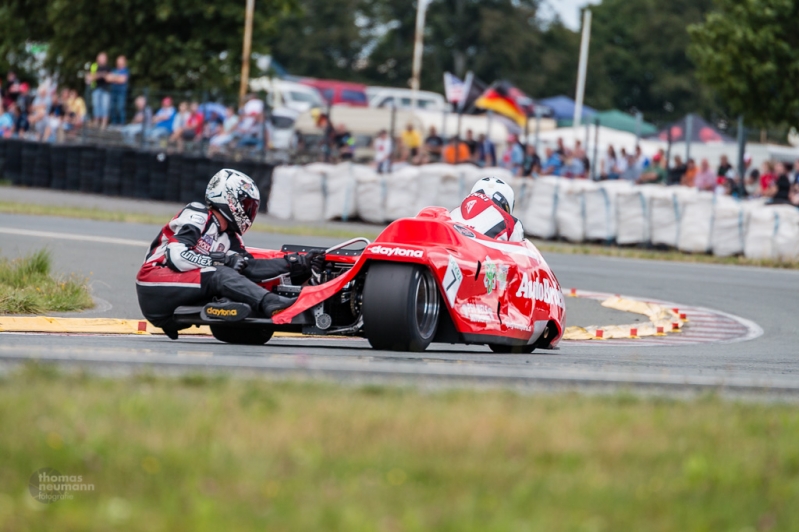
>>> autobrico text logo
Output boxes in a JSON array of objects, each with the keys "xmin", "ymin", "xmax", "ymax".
[
  {"xmin": 29, "ymin": 468, "xmax": 94, "ymax": 503},
  {"xmin": 369, "ymin": 246, "xmax": 424, "ymax": 259}
]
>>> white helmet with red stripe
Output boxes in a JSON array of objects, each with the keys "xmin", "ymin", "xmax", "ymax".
[
  {"xmin": 205, "ymin": 169, "xmax": 260, "ymax": 234},
  {"xmin": 471, "ymin": 177, "xmax": 515, "ymax": 214}
]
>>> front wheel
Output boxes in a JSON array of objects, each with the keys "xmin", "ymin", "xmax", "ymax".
[
  {"xmin": 210, "ymin": 325, "xmax": 274, "ymax": 345},
  {"xmin": 362, "ymin": 263, "xmax": 440, "ymax": 352}
]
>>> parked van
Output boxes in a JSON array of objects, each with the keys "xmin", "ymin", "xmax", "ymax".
[
  {"xmin": 248, "ymin": 78, "xmax": 325, "ymax": 113},
  {"xmin": 298, "ymin": 78, "xmax": 369, "ymax": 107},
  {"xmin": 366, "ymin": 87, "xmax": 448, "ymax": 112}
]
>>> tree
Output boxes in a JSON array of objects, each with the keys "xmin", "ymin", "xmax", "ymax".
[
  {"xmin": 0, "ymin": 0, "xmax": 296, "ymax": 95},
  {"xmin": 584, "ymin": 0, "xmax": 716, "ymax": 121},
  {"xmin": 688, "ymin": 0, "xmax": 799, "ymax": 127}
]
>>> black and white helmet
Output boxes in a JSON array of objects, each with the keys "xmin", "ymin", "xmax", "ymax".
[
  {"xmin": 471, "ymin": 177, "xmax": 515, "ymax": 214},
  {"xmin": 205, "ymin": 169, "xmax": 260, "ymax": 234}
]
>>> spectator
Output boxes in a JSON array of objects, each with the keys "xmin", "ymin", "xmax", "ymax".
[
  {"xmin": 562, "ymin": 153, "xmax": 585, "ymax": 178},
  {"xmin": 464, "ymin": 129, "xmax": 478, "ymax": 160},
  {"xmin": 766, "ymin": 162, "xmax": 794, "ymax": 205},
  {"xmin": 169, "ymin": 101, "xmax": 191, "ymax": 143},
  {"xmin": 42, "ymin": 100, "xmax": 64, "ymax": 143},
  {"xmin": 521, "ymin": 144, "xmax": 540, "ymax": 177},
  {"xmin": 501, "ymin": 134, "xmax": 524, "ymax": 175},
  {"xmin": 208, "ymin": 106, "xmax": 239, "ymax": 156},
  {"xmin": 109, "ymin": 55, "xmax": 129, "ymax": 125},
  {"xmin": 86, "ymin": 52, "xmax": 111, "ymax": 129},
  {"xmin": 476, "ymin": 133, "xmax": 496, "ymax": 167},
  {"xmin": 335, "ymin": 124, "xmax": 354, "ymax": 161},
  {"xmin": 0, "ymin": 102, "xmax": 14, "ymax": 137},
  {"xmin": 443, "ymin": 137, "xmax": 470, "ymax": 164},
  {"xmin": 759, "ymin": 161, "xmax": 775, "ymax": 195},
  {"xmin": 694, "ymin": 159, "xmax": 716, "ymax": 191},
  {"xmin": 423, "ymin": 126, "xmax": 443, "ymax": 163},
  {"xmin": 30, "ymin": 85, "xmax": 52, "ymax": 140},
  {"xmin": 617, "ymin": 147, "xmax": 631, "ymax": 179},
  {"xmin": 667, "ymin": 155, "xmax": 686, "ymax": 186},
  {"xmin": 2, "ymin": 72, "xmax": 20, "ymax": 109},
  {"xmin": 600, "ymin": 146, "xmax": 618, "ymax": 180},
  {"xmin": 541, "ymin": 147, "xmax": 563, "ymax": 176},
  {"xmin": 744, "ymin": 169, "xmax": 760, "ymax": 197},
  {"xmin": 14, "ymin": 82, "xmax": 32, "ymax": 134},
  {"xmin": 121, "ymin": 95, "xmax": 152, "ymax": 144},
  {"xmin": 717, "ymin": 155, "xmax": 733, "ymax": 180},
  {"xmin": 65, "ymin": 89, "xmax": 87, "ymax": 129},
  {"xmin": 400, "ymin": 123, "xmax": 421, "ymax": 163},
  {"xmin": 638, "ymin": 153, "xmax": 667, "ymax": 184},
  {"xmin": 555, "ymin": 137, "xmax": 566, "ymax": 156},
  {"xmin": 373, "ymin": 129, "xmax": 392, "ymax": 173},
  {"xmin": 681, "ymin": 158, "xmax": 697, "ymax": 187},
  {"xmin": 148, "ymin": 97, "xmax": 176, "ymax": 140},
  {"xmin": 242, "ymin": 93, "xmax": 263, "ymax": 117}
]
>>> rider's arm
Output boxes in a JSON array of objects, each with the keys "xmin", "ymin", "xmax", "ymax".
[
  {"xmin": 509, "ymin": 218, "xmax": 526, "ymax": 242},
  {"xmin": 164, "ymin": 203, "xmax": 215, "ymax": 271}
]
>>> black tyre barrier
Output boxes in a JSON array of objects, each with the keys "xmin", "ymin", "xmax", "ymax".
[
  {"xmin": 120, "ymin": 150, "xmax": 139, "ymax": 199},
  {"xmin": 0, "ymin": 139, "xmax": 6, "ymax": 179},
  {"xmin": 165, "ymin": 153, "xmax": 182, "ymax": 203},
  {"xmin": 149, "ymin": 152, "xmax": 169, "ymax": 201},
  {"xmin": 32, "ymin": 143, "xmax": 52, "ymax": 188},
  {"xmin": 180, "ymin": 155, "xmax": 199, "ymax": 204},
  {"xmin": 102, "ymin": 148, "xmax": 123, "ymax": 196},
  {"xmin": 250, "ymin": 163, "xmax": 273, "ymax": 212},
  {"xmin": 79, "ymin": 146, "xmax": 97, "ymax": 192},
  {"xmin": 4, "ymin": 139, "xmax": 22, "ymax": 184},
  {"xmin": 50, "ymin": 145, "xmax": 69, "ymax": 190},
  {"xmin": 20, "ymin": 142, "xmax": 38, "ymax": 186},
  {"xmin": 193, "ymin": 157, "xmax": 212, "ymax": 200},
  {"xmin": 92, "ymin": 148, "xmax": 106, "ymax": 194},
  {"xmin": 65, "ymin": 145, "xmax": 82, "ymax": 191}
]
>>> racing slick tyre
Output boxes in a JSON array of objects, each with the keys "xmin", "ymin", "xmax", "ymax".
[
  {"xmin": 489, "ymin": 343, "xmax": 535, "ymax": 354},
  {"xmin": 209, "ymin": 325, "xmax": 274, "ymax": 345},
  {"xmin": 362, "ymin": 263, "xmax": 440, "ymax": 352}
]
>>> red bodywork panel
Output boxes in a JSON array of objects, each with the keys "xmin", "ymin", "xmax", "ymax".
[{"xmin": 248, "ymin": 207, "xmax": 566, "ymax": 346}]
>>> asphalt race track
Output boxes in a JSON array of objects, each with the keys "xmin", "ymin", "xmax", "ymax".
[{"xmin": 1, "ymin": 212, "xmax": 798, "ymax": 394}]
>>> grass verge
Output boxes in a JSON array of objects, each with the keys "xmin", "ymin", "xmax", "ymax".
[
  {"xmin": 0, "ymin": 202, "xmax": 379, "ymax": 240},
  {"xmin": 0, "ymin": 250, "xmax": 93, "ymax": 314},
  {"xmin": 2, "ymin": 368, "xmax": 798, "ymax": 531}
]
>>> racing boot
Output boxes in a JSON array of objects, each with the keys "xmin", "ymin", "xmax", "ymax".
[
  {"xmin": 201, "ymin": 298, "xmax": 251, "ymax": 322},
  {"xmin": 259, "ymin": 292, "xmax": 295, "ymax": 317}
]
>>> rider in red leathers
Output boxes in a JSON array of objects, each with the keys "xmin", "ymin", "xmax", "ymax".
[
  {"xmin": 136, "ymin": 169, "xmax": 324, "ymax": 339},
  {"xmin": 450, "ymin": 177, "xmax": 525, "ymax": 241}
]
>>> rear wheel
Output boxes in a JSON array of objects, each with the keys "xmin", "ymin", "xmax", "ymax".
[
  {"xmin": 210, "ymin": 325, "xmax": 274, "ymax": 345},
  {"xmin": 362, "ymin": 263, "xmax": 440, "ymax": 352}
]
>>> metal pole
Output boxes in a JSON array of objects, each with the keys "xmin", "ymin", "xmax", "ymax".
[
  {"xmin": 685, "ymin": 114, "xmax": 693, "ymax": 162},
  {"xmin": 410, "ymin": 0, "xmax": 429, "ymax": 111},
  {"xmin": 388, "ymin": 101, "xmax": 397, "ymax": 172},
  {"xmin": 592, "ymin": 118, "xmax": 599, "ymax": 180},
  {"xmin": 534, "ymin": 105, "xmax": 542, "ymax": 154},
  {"xmin": 635, "ymin": 111, "xmax": 642, "ymax": 149},
  {"xmin": 572, "ymin": 9, "xmax": 592, "ymax": 137},
  {"xmin": 736, "ymin": 114, "xmax": 746, "ymax": 183},
  {"xmin": 238, "ymin": 0, "xmax": 255, "ymax": 107}
]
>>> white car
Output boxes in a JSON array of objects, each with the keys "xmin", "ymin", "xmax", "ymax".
[
  {"xmin": 269, "ymin": 107, "xmax": 299, "ymax": 151},
  {"xmin": 366, "ymin": 87, "xmax": 448, "ymax": 112},
  {"xmin": 250, "ymin": 78, "xmax": 326, "ymax": 114}
]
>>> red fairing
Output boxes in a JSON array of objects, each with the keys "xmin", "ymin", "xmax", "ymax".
[{"xmin": 249, "ymin": 207, "xmax": 565, "ymax": 346}]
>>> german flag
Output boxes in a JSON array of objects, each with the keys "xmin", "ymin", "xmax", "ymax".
[{"xmin": 475, "ymin": 82, "xmax": 527, "ymax": 126}]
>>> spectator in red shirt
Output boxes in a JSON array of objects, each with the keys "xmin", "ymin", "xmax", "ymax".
[{"xmin": 759, "ymin": 161, "xmax": 775, "ymax": 195}]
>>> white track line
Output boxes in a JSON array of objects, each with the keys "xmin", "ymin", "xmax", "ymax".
[{"xmin": 0, "ymin": 227, "xmax": 149, "ymax": 247}]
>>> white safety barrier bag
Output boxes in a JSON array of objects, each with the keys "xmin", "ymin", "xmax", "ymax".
[
  {"xmin": 385, "ymin": 166, "xmax": 422, "ymax": 220},
  {"xmin": 556, "ymin": 179, "xmax": 596, "ymax": 242},
  {"xmin": 324, "ymin": 162, "xmax": 359, "ymax": 221},
  {"xmin": 521, "ymin": 176, "xmax": 560, "ymax": 239},
  {"xmin": 354, "ymin": 165, "xmax": 386, "ymax": 224},
  {"xmin": 584, "ymin": 180, "xmax": 632, "ymax": 241},
  {"xmin": 650, "ymin": 186, "xmax": 697, "ymax": 248},
  {"xmin": 510, "ymin": 176, "xmax": 535, "ymax": 214},
  {"xmin": 291, "ymin": 163, "xmax": 331, "ymax": 222},
  {"xmin": 744, "ymin": 205, "xmax": 799, "ymax": 260},
  {"xmin": 677, "ymin": 191, "xmax": 715, "ymax": 253},
  {"xmin": 616, "ymin": 186, "xmax": 656, "ymax": 245},
  {"xmin": 267, "ymin": 165, "xmax": 297, "ymax": 220},
  {"xmin": 710, "ymin": 196, "xmax": 759, "ymax": 257},
  {"xmin": 416, "ymin": 163, "xmax": 449, "ymax": 212}
]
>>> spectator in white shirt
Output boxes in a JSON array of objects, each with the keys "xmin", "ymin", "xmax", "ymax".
[{"xmin": 373, "ymin": 129, "xmax": 393, "ymax": 173}]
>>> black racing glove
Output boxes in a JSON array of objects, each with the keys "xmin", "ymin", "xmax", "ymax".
[
  {"xmin": 284, "ymin": 249, "xmax": 326, "ymax": 276},
  {"xmin": 210, "ymin": 252, "xmax": 249, "ymax": 272}
]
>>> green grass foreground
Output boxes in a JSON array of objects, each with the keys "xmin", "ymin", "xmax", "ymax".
[
  {"xmin": 0, "ymin": 250, "xmax": 93, "ymax": 314},
  {"xmin": 1, "ymin": 368, "xmax": 798, "ymax": 531}
]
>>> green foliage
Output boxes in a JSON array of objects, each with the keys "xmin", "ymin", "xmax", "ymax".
[
  {"xmin": 0, "ymin": 0, "xmax": 297, "ymax": 93},
  {"xmin": 0, "ymin": 249, "xmax": 93, "ymax": 314},
  {"xmin": 688, "ymin": 0, "xmax": 799, "ymax": 127}
]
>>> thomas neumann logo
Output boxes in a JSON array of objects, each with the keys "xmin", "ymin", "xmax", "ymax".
[{"xmin": 29, "ymin": 468, "xmax": 94, "ymax": 503}]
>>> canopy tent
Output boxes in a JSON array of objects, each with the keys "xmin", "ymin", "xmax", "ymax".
[
  {"xmin": 592, "ymin": 109, "xmax": 657, "ymax": 136},
  {"xmin": 538, "ymin": 95, "xmax": 597, "ymax": 122},
  {"xmin": 648, "ymin": 114, "xmax": 734, "ymax": 144}
]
